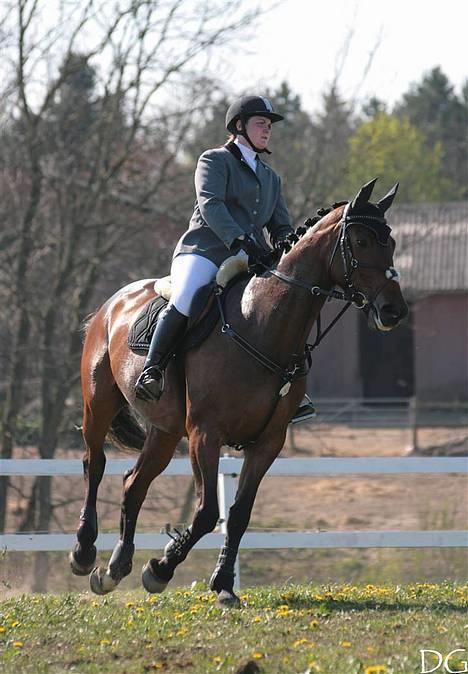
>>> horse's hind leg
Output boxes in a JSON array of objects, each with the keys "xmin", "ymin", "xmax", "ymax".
[
  {"xmin": 70, "ymin": 350, "xmax": 123, "ymax": 576},
  {"xmin": 89, "ymin": 426, "xmax": 180, "ymax": 595}
]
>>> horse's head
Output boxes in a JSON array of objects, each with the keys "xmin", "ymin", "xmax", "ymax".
[{"xmin": 329, "ymin": 178, "xmax": 408, "ymax": 331}]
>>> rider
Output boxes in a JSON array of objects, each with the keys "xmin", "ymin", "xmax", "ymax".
[{"xmin": 135, "ymin": 95, "xmax": 298, "ymax": 402}]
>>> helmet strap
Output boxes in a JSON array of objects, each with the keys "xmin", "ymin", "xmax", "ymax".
[{"xmin": 239, "ymin": 117, "xmax": 271, "ymax": 155}]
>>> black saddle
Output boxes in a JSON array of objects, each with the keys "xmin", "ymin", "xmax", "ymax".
[{"xmin": 127, "ymin": 278, "xmax": 244, "ymax": 354}]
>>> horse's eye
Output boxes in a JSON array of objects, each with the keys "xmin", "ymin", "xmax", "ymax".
[{"xmin": 356, "ymin": 239, "xmax": 368, "ymax": 248}]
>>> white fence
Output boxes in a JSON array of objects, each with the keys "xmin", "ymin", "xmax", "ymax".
[{"xmin": 1, "ymin": 457, "xmax": 467, "ymax": 587}]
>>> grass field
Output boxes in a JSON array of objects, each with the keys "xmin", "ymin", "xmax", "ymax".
[{"xmin": 1, "ymin": 583, "xmax": 467, "ymax": 674}]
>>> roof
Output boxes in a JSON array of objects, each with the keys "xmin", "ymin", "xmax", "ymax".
[{"xmin": 390, "ymin": 202, "xmax": 468, "ymax": 295}]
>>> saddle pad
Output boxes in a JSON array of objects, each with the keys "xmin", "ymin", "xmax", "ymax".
[
  {"xmin": 127, "ymin": 290, "xmax": 221, "ymax": 355},
  {"xmin": 127, "ymin": 296, "xmax": 168, "ymax": 352}
]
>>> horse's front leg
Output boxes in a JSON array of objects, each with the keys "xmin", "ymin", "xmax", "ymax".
[
  {"xmin": 209, "ymin": 436, "xmax": 284, "ymax": 607},
  {"xmin": 141, "ymin": 428, "xmax": 220, "ymax": 594},
  {"xmin": 89, "ymin": 427, "xmax": 180, "ymax": 595}
]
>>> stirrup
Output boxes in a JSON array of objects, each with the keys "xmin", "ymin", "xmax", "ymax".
[
  {"xmin": 135, "ymin": 366, "xmax": 165, "ymax": 402},
  {"xmin": 290, "ymin": 396, "xmax": 316, "ymax": 424}
]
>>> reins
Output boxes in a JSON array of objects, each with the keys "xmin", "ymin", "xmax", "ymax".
[
  {"xmin": 216, "ymin": 204, "xmax": 400, "ymax": 447},
  {"xmin": 215, "ymin": 285, "xmax": 311, "ymax": 450}
]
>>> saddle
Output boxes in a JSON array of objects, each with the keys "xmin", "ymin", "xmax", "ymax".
[{"xmin": 127, "ymin": 256, "xmax": 249, "ymax": 354}]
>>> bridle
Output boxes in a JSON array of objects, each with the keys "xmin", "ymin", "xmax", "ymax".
[
  {"xmin": 214, "ymin": 202, "xmax": 402, "ymax": 447},
  {"xmin": 270, "ymin": 203, "xmax": 400, "ymax": 310}
]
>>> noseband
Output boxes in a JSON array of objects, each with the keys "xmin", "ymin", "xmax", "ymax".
[{"xmin": 270, "ymin": 204, "xmax": 400, "ymax": 309}]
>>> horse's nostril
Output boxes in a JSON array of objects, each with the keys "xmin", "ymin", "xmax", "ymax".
[{"xmin": 381, "ymin": 304, "xmax": 400, "ymax": 320}]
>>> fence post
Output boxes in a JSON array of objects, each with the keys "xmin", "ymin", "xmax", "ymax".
[
  {"xmin": 217, "ymin": 467, "xmax": 240, "ymax": 590},
  {"xmin": 407, "ymin": 396, "xmax": 419, "ymax": 454}
]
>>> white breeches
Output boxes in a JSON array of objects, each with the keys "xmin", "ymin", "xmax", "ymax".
[
  {"xmin": 170, "ymin": 251, "xmax": 248, "ymax": 316},
  {"xmin": 169, "ymin": 254, "xmax": 219, "ymax": 317}
]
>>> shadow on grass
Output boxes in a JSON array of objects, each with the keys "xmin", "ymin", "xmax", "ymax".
[{"xmin": 263, "ymin": 596, "xmax": 467, "ymax": 613}]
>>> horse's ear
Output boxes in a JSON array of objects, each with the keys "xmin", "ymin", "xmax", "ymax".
[
  {"xmin": 350, "ymin": 177, "xmax": 379, "ymax": 209},
  {"xmin": 377, "ymin": 182, "xmax": 399, "ymax": 213}
]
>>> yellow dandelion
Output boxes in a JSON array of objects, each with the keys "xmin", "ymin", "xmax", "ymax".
[
  {"xmin": 277, "ymin": 604, "xmax": 289, "ymax": 610},
  {"xmin": 136, "ymin": 607, "xmax": 144, "ymax": 613},
  {"xmin": 100, "ymin": 639, "xmax": 111, "ymax": 646},
  {"xmin": 252, "ymin": 616, "xmax": 262, "ymax": 623},
  {"xmin": 11, "ymin": 621, "xmax": 20, "ymax": 628},
  {"xmin": 341, "ymin": 641, "xmax": 352, "ymax": 648},
  {"xmin": 91, "ymin": 601, "xmax": 99, "ymax": 607},
  {"xmin": 364, "ymin": 666, "xmax": 388, "ymax": 674},
  {"xmin": 309, "ymin": 619, "xmax": 319, "ymax": 629},
  {"xmin": 175, "ymin": 628, "xmax": 188, "ymax": 637},
  {"xmin": 127, "ymin": 619, "xmax": 134, "ymax": 626},
  {"xmin": 252, "ymin": 651, "xmax": 264, "ymax": 659},
  {"xmin": 150, "ymin": 663, "xmax": 165, "ymax": 670},
  {"xmin": 293, "ymin": 638, "xmax": 309, "ymax": 648},
  {"xmin": 12, "ymin": 641, "xmax": 23, "ymax": 648},
  {"xmin": 308, "ymin": 662, "xmax": 321, "ymax": 672},
  {"xmin": 213, "ymin": 656, "xmax": 222, "ymax": 663},
  {"xmin": 0, "ymin": 626, "xmax": 6, "ymax": 633},
  {"xmin": 126, "ymin": 601, "xmax": 136, "ymax": 608}
]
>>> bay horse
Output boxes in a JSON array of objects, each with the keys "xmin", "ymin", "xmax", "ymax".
[{"xmin": 69, "ymin": 178, "xmax": 407, "ymax": 606}]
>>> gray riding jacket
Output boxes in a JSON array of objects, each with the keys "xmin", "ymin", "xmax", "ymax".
[{"xmin": 173, "ymin": 142, "xmax": 293, "ymax": 267}]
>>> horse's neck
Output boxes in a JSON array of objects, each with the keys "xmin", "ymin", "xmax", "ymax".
[{"xmin": 240, "ymin": 229, "xmax": 333, "ymax": 361}]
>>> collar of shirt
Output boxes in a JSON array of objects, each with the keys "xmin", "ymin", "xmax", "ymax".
[{"xmin": 234, "ymin": 138, "xmax": 258, "ymax": 173}]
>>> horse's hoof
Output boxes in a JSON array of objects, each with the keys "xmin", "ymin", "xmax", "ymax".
[
  {"xmin": 89, "ymin": 566, "xmax": 118, "ymax": 595},
  {"xmin": 215, "ymin": 590, "xmax": 241, "ymax": 608},
  {"xmin": 141, "ymin": 561, "xmax": 169, "ymax": 594},
  {"xmin": 69, "ymin": 546, "xmax": 96, "ymax": 576}
]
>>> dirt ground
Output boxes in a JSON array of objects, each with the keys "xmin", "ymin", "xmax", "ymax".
[{"xmin": 2, "ymin": 423, "xmax": 467, "ymax": 592}]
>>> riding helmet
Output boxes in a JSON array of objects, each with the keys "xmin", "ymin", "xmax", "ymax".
[{"xmin": 225, "ymin": 95, "xmax": 284, "ymax": 133}]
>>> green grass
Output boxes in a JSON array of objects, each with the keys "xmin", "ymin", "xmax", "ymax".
[{"xmin": 0, "ymin": 583, "xmax": 467, "ymax": 674}]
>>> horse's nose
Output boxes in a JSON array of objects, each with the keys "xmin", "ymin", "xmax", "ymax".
[{"xmin": 380, "ymin": 302, "xmax": 408, "ymax": 325}]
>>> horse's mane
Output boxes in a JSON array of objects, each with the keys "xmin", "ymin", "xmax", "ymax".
[{"xmin": 296, "ymin": 200, "xmax": 348, "ymax": 239}]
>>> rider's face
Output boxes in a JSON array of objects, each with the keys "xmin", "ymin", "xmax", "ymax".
[{"xmin": 238, "ymin": 116, "xmax": 272, "ymax": 150}]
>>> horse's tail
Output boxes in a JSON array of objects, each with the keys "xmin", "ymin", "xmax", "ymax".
[{"xmin": 107, "ymin": 404, "xmax": 146, "ymax": 453}]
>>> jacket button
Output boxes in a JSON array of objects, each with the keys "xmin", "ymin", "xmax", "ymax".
[{"xmin": 253, "ymin": 210, "xmax": 257, "ymax": 215}]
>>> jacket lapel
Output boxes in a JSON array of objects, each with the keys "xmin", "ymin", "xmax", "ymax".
[{"xmin": 224, "ymin": 141, "xmax": 260, "ymax": 180}]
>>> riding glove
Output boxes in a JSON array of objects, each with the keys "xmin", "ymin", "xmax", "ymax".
[{"xmin": 236, "ymin": 234, "xmax": 269, "ymax": 263}]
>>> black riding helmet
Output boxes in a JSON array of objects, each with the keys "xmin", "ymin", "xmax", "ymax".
[{"xmin": 225, "ymin": 95, "xmax": 284, "ymax": 154}]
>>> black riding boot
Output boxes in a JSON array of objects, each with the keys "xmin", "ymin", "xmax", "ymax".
[{"xmin": 134, "ymin": 304, "xmax": 187, "ymax": 402}]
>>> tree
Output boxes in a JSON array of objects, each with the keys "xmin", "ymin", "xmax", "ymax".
[
  {"xmin": 346, "ymin": 113, "xmax": 446, "ymax": 202},
  {"xmin": 0, "ymin": 0, "xmax": 263, "ymax": 589},
  {"xmin": 395, "ymin": 67, "xmax": 468, "ymax": 199}
]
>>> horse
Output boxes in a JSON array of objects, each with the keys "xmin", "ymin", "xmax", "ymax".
[{"xmin": 69, "ymin": 178, "xmax": 408, "ymax": 606}]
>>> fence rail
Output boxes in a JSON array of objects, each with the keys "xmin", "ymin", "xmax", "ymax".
[
  {"xmin": 1, "ymin": 457, "xmax": 467, "ymax": 588},
  {"xmin": 307, "ymin": 398, "xmax": 468, "ymax": 427}
]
